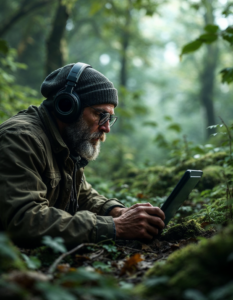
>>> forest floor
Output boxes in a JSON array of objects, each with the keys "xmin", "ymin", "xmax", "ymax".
[{"xmin": 1, "ymin": 151, "xmax": 233, "ymax": 300}]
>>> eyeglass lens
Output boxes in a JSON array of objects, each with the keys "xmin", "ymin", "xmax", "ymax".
[{"xmin": 99, "ymin": 113, "xmax": 117, "ymax": 127}]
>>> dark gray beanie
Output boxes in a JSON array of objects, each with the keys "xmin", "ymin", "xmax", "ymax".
[{"xmin": 41, "ymin": 63, "xmax": 118, "ymax": 108}]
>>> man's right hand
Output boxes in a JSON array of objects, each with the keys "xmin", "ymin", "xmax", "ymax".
[{"xmin": 113, "ymin": 203, "xmax": 165, "ymax": 240}]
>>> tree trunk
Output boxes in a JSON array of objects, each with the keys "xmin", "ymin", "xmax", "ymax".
[
  {"xmin": 200, "ymin": 44, "xmax": 218, "ymax": 138},
  {"xmin": 0, "ymin": 0, "xmax": 52, "ymax": 38},
  {"xmin": 200, "ymin": 0, "xmax": 218, "ymax": 139},
  {"xmin": 45, "ymin": 0, "xmax": 69, "ymax": 75}
]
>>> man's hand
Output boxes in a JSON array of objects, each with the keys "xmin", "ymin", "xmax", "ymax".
[{"xmin": 112, "ymin": 203, "xmax": 165, "ymax": 240}]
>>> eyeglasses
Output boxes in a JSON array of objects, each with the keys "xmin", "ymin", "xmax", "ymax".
[{"xmin": 91, "ymin": 107, "xmax": 118, "ymax": 127}]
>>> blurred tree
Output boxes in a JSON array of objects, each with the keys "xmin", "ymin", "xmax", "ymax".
[
  {"xmin": 199, "ymin": 0, "xmax": 218, "ymax": 137},
  {"xmin": 46, "ymin": 0, "xmax": 70, "ymax": 74},
  {"xmin": 0, "ymin": 0, "xmax": 54, "ymax": 38},
  {"xmin": 181, "ymin": 0, "xmax": 233, "ymax": 138}
]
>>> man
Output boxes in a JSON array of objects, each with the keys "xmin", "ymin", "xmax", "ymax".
[{"xmin": 0, "ymin": 63, "xmax": 165, "ymax": 249}]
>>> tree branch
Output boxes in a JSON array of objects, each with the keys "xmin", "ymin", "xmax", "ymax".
[{"xmin": 0, "ymin": 0, "xmax": 55, "ymax": 37}]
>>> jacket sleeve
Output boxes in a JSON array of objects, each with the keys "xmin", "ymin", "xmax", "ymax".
[
  {"xmin": 78, "ymin": 176, "xmax": 125, "ymax": 216},
  {"xmin": 0, "ymin": 129, "xmax": 117, "ymax": 249}
]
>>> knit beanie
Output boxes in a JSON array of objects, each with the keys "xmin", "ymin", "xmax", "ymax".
[{"xmin": 41, "ymin": 63, "xmax": 118, "ymax": 108}]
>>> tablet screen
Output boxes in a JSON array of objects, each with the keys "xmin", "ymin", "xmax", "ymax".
[{"xmin": 161, "ymin": 170, "xmax": 203, "ymax": 226}]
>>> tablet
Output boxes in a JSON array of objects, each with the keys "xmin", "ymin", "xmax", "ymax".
[{"xmin": 161, "ymin": 169, "xmax": 203, "ymax": 226}]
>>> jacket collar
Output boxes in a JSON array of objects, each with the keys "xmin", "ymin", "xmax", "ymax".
[{"xmin": 38, "ymin": 103, "xmax": 68, "ymax": 155}]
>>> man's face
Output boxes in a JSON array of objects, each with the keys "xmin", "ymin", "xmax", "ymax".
[{"xmin": 64, "ymin": 104, "xmax": 114, "ymax": 160}]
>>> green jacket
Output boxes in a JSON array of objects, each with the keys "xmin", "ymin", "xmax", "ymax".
[{"xmin": 0, "ymin": 104, "xmax": 124, "ymax": 248}]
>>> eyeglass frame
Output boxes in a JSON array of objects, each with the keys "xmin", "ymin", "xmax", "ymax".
[{"xmin": 90, "ymin": 106, "xmax": 118, "ymax": 127}]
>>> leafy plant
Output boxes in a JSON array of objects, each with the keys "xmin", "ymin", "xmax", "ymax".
[{"xmin": 42, "ymin": 236, "xmax": 67, "ymax": 254}]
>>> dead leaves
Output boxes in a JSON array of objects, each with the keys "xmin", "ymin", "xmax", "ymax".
[{"xmin": 120, "ymin": 253, "xmax": 144, "ymax": 275}]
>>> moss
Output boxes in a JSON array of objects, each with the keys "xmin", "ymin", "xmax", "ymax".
[
  {"xmin": 161, "ymin": 219, "xmax": 204, "ymax": 241},
  {"xmin": 197, "ymin": 165, "xmax": 225, "ymax": 191},
  {"xmin": 0, "ymin": 233, "xmax": 26, "ymax": 273},
  {"xmin": 175, "ymin": 152, "xmax": 227, "ymax": 173},
  {"xmin": 136, "ymin": 224, "xmax": 233, "ymax": 298}
]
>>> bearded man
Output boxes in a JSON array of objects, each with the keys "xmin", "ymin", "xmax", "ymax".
[{"xmin": 0, "ymin": 63, "xmax": 165, "ymax": 248}]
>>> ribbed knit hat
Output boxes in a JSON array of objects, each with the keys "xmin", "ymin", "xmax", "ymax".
[{"xmin": 41, "ymin": 63, "xmax": 118, "ymax": 108}]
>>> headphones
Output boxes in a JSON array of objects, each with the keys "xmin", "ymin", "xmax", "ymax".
[{"xmin": 53, "ymin": 62, "xmax": 91, "ymax": 123}]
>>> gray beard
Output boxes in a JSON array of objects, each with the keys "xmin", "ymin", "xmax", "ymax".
[{"xmin": 64, "ymin": 115, "xmax": 103, "ymax": 161}]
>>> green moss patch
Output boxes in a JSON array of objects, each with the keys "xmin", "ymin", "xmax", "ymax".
[
  {"xmin": 161, "ymin": 219, "xmax": 204, "ymax": 241},
  {"xmin": 136, "ymin": 224, "xmax": 233, "ymax": 298}
]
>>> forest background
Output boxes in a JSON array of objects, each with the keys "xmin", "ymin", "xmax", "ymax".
[
  {"xmin": 1, "ymin": 0, "xmax": 233, "ymax": 182},
  {"xmin": 1, "ymin": 1, "xmax": 233, "ymax": 300}
]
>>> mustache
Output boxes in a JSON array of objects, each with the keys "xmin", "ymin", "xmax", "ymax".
[
  {"xmin": 80, "ymin": 132, "xmax": 106, "ymax": 142},
  {"xmin": 90, "ymin": 132, "xmax": 106, "ymax": 142}
]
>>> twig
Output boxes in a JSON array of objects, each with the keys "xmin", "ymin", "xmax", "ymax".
[{"xmin": 47, "ymin": 243, "xmax": 100, "ymax": 275}]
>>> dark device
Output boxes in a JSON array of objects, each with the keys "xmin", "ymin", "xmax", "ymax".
[
  {"xmin": 161, "ymin": 169, "xmax": 203, "ymax": 226},
  {"xmin": 53, "ymin": 62, "xmax": 91, "ymax": 123}
]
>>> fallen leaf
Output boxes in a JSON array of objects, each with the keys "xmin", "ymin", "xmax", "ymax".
[
  {"xmin": 75, "ymin": 254, "xmax": 90, "ymax": 262},
  {"xmin": 120, "ymin": 253, "xmax": 144, "ymax": 275},
  {"xmin": 137, "ymin": 193, "xmax": 146, "ymax": 199},
  {"xmin": 57, "ymin": 264, "xmax": 71, "ymax": 273},
  {"xmin": 201, "ymin": 221, "xmax": 210, "ymax": 228}
]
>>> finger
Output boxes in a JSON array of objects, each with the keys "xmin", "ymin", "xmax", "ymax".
[
  {"xmin": 128, "ymin": 203, "xmax": 153, "ymax": 210},
  {"xmin": 139, "ymin": 230, "xmax": 154, "ymax": 240},
  {"xmin": 145, "ymin": 207, "xmax": 166, "ymax": 220},
  {"xmin": 147, "ymin": 224, "xmax": 159, "ymax": 236},
  {"xmin": 147, "ymin": 215, "xmax": 165, "ymax": 230}
]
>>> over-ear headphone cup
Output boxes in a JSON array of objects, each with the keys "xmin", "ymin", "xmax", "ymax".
[{"xmin": 54, "ymin": 91, "xmax": 81, "ymax": 123}]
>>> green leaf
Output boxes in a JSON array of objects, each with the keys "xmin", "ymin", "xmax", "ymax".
[
  {"xmin": 204, "ymin": 24, "xmax": 219, "ymax": 33},
  {"xmin": 220, "ymin": 68, "xmax": 233, "ymax": 84},
  {"xmin": 21, "ymin": 254, "xmax": 41, "ymax": 270},
  {"xmin": 207, "ymin": 124, "xmax": 219, "ymax": 129},
  {"xmin": 180, "ymin": 40, "xmax": 203, "ymax": 57},
  {"xmin": 222, "ymin": 4, "xmax": 233, "ymax": 17},
  {"xmin": 36, "ymin": 282, "xmax": 76, "ymax": 300},
  {"xmin": 167, "ymin": 123, "xmax": 181, "ymax": 133},
  {"xmin": 42, "ymin": 236, "xmax": 67, "ymax": 254},
  {"xmin": 90, "ymin": 2, "xmax": 103, "ymax": 15},
  {"xmin": 222, "ymin": 27, "xmax": 233, "ymax": 45},
  {"xmin": 209, "ymin": 282, "xmax": 233, "ymax": 300},
  {"xmin": 102, "ymin": 244, "xmax": 117, "ymax": 253},
  {"xmin": 0, "ymin": 39, "xmax": 9, "ymax": 55},
  {"xmin": 183, "ymin": 289, "xmax": 207, "ymax": 300},
  {"xmin": 144, "ymin": 276, "xmax": 169, "ymax": 287},
  {"xmin": 199, "ymin": 33, "xmax": 218, "ymax": 44},
  {"xmin": 143, "ymin": 121, "xmax": 158, "ymax": 127},
  {"xmin": 154, "ymin": 133, "xmax": 168, "ymax": 148},
  {"xmin": 133, "ymin": 105, "xmax": 147, "ymax": 115},
  {"xmin": 93, "ymin": 261, "xmax": 111, "ymax": 272},
  {"xmin": 164, "ymin": 115, "xmax": 173, "ymax": 121}
]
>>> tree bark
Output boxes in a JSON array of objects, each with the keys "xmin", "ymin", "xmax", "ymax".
[
  {"xmin": 200, "ymin": 44, "xmax": 218, "ymax": 137},
  {"xmin": 45, "ymin": 0, "xmax": 70, "ymax": 75},
  {"xmin": 200, "ymin": 0, "xmax": 218, "ymax": 139},
  {"xmin": 119, "ymin": 4, "xmax": 131, "ymax": 87},
  {"xmin": 0, "ymin": 0, "xmax": 53, "ymax": 38}
]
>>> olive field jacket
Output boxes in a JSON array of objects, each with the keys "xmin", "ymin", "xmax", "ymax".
[{"xmin": 0, "ymin": 104, "xmax": 124, "ymax": 248}]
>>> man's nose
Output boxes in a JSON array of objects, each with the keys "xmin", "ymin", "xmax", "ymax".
[{"xmin": 99, "ymin": 120, "xmax": 110, "ymax": 133}]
